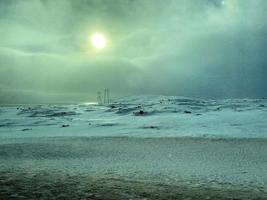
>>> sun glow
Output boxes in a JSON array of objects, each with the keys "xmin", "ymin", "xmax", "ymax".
[{"xmin": 90, "ymin": 33, "xmax": 106, "ymax": 49}]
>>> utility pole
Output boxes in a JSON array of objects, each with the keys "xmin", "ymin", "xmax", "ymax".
[
  {"xmin": 107, "ymin": 88, "xmax": 110, "ymax": 104},
  {"xmin": 103, "ymin": 89, "xmax": 107, "ymax": 104},
  {"xmin": 103, "ymin": 88, "xmax": 110, "ymax": 105},
  {"xmin": 97, "ymin": 91, "xmax": 102, "ymax": 105}
]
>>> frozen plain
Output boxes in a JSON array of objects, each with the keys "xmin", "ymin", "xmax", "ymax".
[{"xmin": 0, "ymin": 96, "xmax": 267, "ymax": 199}]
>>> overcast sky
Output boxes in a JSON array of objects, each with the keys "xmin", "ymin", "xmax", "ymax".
[{"xmin": 0, "ymin": 0, "xmax": 267, "ymax": 103}]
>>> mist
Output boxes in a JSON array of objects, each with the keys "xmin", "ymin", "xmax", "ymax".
[{"xmin": 0, "ymin": 0, "xmax": 267, "ymax": 103}]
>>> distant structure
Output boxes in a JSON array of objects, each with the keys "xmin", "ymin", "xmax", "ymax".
[
  {"xmin": 97, "ymin": 91, "xmax": 103, "ymax": 105},
  {"xmin": 97, "ymin": 89, "xmax": 110, "ymax": 105},
  {"xmin": 104, "ymin": 88, "xmax": 110, "ymax": 104}
]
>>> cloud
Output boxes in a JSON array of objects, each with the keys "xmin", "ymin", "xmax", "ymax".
[
  {"xmin": 0, "ymin": 0, "xmax": 267, "ymax": 103},
  {"xmin": 0, "ymin": 47, "xmax": 142, "ymax": 103}
]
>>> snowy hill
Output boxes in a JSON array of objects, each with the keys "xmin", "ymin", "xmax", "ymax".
[{"xmin": 0, "ymin": 95, "xmax": 266, "ymax": 139}]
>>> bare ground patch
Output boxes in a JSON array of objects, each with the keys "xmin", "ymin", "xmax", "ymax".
[{"xmin": 0, "ymin": 170, "xmax": 266, "ymax": 200}]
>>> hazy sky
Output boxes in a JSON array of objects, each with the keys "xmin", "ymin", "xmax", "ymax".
[{"xmin": 0, "ymin": 0, "xmax": 267, "ymax": 103}]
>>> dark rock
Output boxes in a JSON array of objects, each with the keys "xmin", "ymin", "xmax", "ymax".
[
  {"xmin": 62, "ymin": 124, "xmax": 70, "ymax": 127},
  {"xmin": 48, "ymin": 111, "xmax": 76, "ymax": 117},
  {"xmin": 184, "ymin": 110, "xmax": 192, "ymax": 114},
  {"xmin": 143, "ymin": 125, "xmax": 159, "ymax": 129},
  {"xmin": 21, "ymin": 128, "xmax": 32, "ymax": 131},
  {"xmin": 133, "ymin": 110, "xmax": 147, "ymax": 116}
]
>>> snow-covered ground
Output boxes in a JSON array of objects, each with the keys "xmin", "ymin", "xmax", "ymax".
[
  {"xmin": 0, "ymin": 95, "xmax": 267, "ymax": 139},
  {"xmin": 0, "ymin": 96, "xmax": 267, "ymax": 198}
]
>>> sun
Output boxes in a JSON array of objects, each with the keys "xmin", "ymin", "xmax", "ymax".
[{"xmin": 90, "ymin": 32, "xmax": 106, "ymax": 49}]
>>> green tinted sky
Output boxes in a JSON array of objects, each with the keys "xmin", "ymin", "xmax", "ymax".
[{"xmin": 0, "ymin": 0, "xmax": 267, "ymax": 103}]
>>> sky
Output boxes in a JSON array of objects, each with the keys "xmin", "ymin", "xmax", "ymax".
[{"xmin": 0, "ymin": 0, "xmax": 267, "ymax": 103}]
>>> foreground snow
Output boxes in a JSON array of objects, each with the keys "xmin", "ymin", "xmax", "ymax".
[
  {"xmin": 0, "ymin": 95, "xmax": 267, "ymax": 139},
  {"xmin": 0, "ymin": 136, "xmax": 267, "ymax": 200},
  {"xmin": 1, "ymin": 137, "xmax": 267, "ymax": 188}
]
